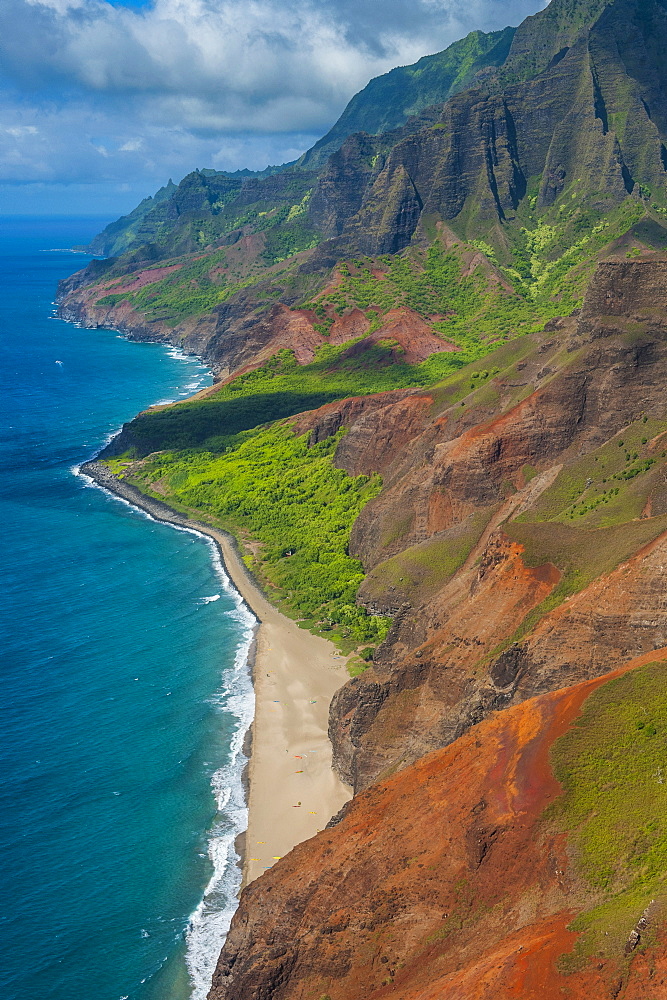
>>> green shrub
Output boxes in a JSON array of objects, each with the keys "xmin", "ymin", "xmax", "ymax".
[{"xmin": 121, "ymin": 424, "xmax": 391, "ymax": 647}]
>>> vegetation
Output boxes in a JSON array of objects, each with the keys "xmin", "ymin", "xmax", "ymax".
[
  {"xmin": 302, "ymin": 243, "xmax": 553, "ymax": 353},
  {"xmin": 110, "ymin": 424, "xmax": 391, "ymax": 649},
  {"xmin": 301, "ymin": 25, "xmax": 517, "ymax": 167},
  {"xmin": 503, "ymin": 199, "xmax": 647, "ymax": 306},
  {"xmin": 549, "ymin": 661, "xmax": 667, "ymax": 969},
  {"xmin": 362, "ymin": 508, "xmax": 496, "ymax": 607},
  {"xmin": 492, "ymin": 415, "xmax": 667, "ymax": 648},
  {"xmin": 112, "ymin": 337, "xmax": 483, "ymax": 455},
  {"xmin": 103, "ymin": 288, "xmax": 554, "ymax": 649},
  {"xmin": 503, "ymin": 513, "xmax": 667, "ymax": 652},
  {"xmin": 96, "ymin": 249, "xmax": 265, "ymax": 324},
  {"xmin": 88, "ymin": 168, "xmax": 317, "ymax": 260},
  {"xmin": 515, "ymin": 418, "xmax": 667, "ymax": 529}
]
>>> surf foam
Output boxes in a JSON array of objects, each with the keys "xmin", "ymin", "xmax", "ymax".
[
  {"xmin": 184, "ymin": 541, "xmax": 256, "ymax": 999},
  {"xmin": 77, "ymin": 470, "xmax": 257, "ymax": 998}
]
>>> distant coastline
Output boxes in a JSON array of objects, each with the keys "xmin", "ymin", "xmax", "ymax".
[{"xmin": 81, "ymin": 460, "xmax": 352, "ymax": 889}]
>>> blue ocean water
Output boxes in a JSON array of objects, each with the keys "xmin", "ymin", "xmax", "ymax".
[{"xmin": 0, "ymin": 218, "xmax": 255, "ymax": 1000}]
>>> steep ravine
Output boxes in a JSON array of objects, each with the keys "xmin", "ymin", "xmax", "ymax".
[{"xmin": 205, "ymin": 257, "xmax": 667, "ymax": 996}]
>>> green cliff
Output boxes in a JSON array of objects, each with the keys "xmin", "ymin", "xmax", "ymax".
[{"xmin": 59, "ymin": 6, "xmax": 667, "ymax": 990}]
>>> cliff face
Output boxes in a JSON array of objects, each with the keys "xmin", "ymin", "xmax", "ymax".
[
  {"xmin": 299, "ymin": 27, "xmax": 517, "ymax": 170},
  {"xmin": 201, "ymin": 255, "xmax": 667, "ymax": 1000},
  {"xmin": 57, "ymin": 258, "xmax": 456, "ymax": 396},
  {"xmin": 209, "ymin": 652, "xmax": 667, "ymax": 1000},
  {"xmin": 310, "ymin": 0, "xmax": 667, "ymax": 256},
  {"xmin": 57, "ymin": 2, "xmax": 667, "ymax": 993},
  {"xmin": 61, "ymin": 0, "xmax": 667, "ymax": 286},
  {"xmin": 57, "ymin": 0, "xmax": 667, "ymax": 392},
  {"xmin": 287, "ymin": 257, "xmax": 667, "ymax": 790}
]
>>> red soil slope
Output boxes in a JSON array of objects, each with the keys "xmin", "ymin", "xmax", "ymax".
[{"xmin": 210, "ymin": 649, "xmax": 667, "ymax": 1000}]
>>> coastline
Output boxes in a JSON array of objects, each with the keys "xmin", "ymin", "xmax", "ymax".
[{"xmin": 81, "ymin": 460, "xmax": 352, "ymax": 887}]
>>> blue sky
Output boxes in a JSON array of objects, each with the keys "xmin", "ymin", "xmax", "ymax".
[{"xmin": 0, "ymin": 0, "xmax": 546, "ymax": 217}]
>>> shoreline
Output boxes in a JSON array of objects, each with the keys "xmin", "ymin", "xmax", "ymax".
[{"xmin": 81, "ymin": 460, "xmax": 352, "ymax": 887}]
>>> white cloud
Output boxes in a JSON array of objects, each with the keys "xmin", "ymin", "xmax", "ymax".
[
  {"xmin": 2, "ymin": 0, "xmax": 547, "ymax": 122},
  {"xmin": 0, "ymin": 0, "xmax": 547, "ymax": 209},
  {"xmin": 4, "ymin": 125, "xmax": 39, "ymax": 136}
]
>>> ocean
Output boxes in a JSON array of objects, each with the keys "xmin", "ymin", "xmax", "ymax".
[{"xmin": 0, "ymin": 217, "xmax": 255, "ymax": 1000}]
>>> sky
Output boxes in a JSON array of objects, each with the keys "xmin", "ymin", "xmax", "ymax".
[{"xmin": 0, "ymin": 0, "xmax": 547, "ymax": 217}]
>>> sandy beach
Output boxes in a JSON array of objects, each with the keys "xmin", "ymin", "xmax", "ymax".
[{"xmin": 81, "ymin": 462, "xmax": 352, "ymax": 885}]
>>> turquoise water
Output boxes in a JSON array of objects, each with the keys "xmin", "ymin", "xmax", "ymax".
[{"xmin": 0, "ymin": 218, "xmax": 255, "ymax": 1000}]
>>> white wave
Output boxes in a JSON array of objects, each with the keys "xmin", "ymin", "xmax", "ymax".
[
  {"xmin": 40, "ymin": 248, "xmax": 91, "ymax": 253},
  {"xmin": 70, "ymin": 427, "xmax": 123, "ymax": 477},
  {"xmin": 71, "ymin": 461, "xmax": 257, "ymax": 998},
  {"xmin": 166, "ymin": 346, "xmax": 191, "ymax": 361},
  {"xmin": 183, "ymin": 834, "xmax": 241, "ymax": 998},
  {"xmin": 184, "ymin": 595, "xmax": 255, "ymax": 1000}
]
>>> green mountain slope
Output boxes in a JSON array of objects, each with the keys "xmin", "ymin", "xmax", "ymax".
[
  {"xmin": 64, "ymin": 3, "xmax": 667, "ymax": 992},
  {"xmin": 298, "ymin": 26, "xmax": 517, "ymax": 169},
  {"xmin": 312, "ymin": 0, "xmax": 667, "ymax": 262},
  {"xmin": 87, "ymin": 163, "xmax": 298, "ymax": 258},
  {"xmin": 57, "ymin": 0, "xmax": 667, "ymax": 660},
  {"xmin": 84, "ymin": 178, "xmax": 177, "ymax": 256},
  {"xmin": 78, "ymin": 0, "xmax": 667, "ymax": 293}
]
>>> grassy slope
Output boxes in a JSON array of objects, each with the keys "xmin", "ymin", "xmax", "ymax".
[
  {"xmin": 109, "ymin": 425, "xmax": 391, "ymax": 652},
  {"xmin": 104, "ymin": 241, "xmax": 555, "ymax": 457},
  {"xmin": 101, "ymin": 207, "xmax": 667, "ymax": 658},
  {"xmin": 93, "ymin": 170, "xmax": 320, "ymax": 263},
  {"xmin": 102, "ymin": 234, "xmax": 566, "ymax": 655},
  {"xmin": 361, "ymin": 508, "xmax": 499, "ymax": 608},
  {"xmin": 549, "ymin": 661, "xmax": 667, "ymax": 971},
  {"xmin": 502, "ymin": 416, "xmax": 667, "ymax": 645},
  {"xmin": 303, "ymin": 241, "xmax": 552, "ymax": 346},
  {"xmin": 112, "ymin": 341, "xmax": 458, "ymax": 454}
]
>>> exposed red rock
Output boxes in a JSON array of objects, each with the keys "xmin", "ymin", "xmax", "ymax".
[
  {"xmin": 334, "ymin": 306, "xmax": 457, "ymax": 362},
  {"xmin": 108, "ymin": 261, "xmax": 187, "ymax": 292},
  {"xmin": 331, "ymin": 530, "xmax": 563, "ymax": 788},
  {"xmin": 209, "ymin": 650, "xmax": 667, "ymax": 1000},
  {"xmin": 59, "ymin": 242, "xmax": 667, "ymax": 1000},
  {"xmin": 287, "ymin": 265, "xmax": 667, "ymax": 791}
]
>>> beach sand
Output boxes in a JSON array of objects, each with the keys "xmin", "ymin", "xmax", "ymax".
[{"xmin": 82, "ymin": 462, "xmax": 352, "ymax": 885}]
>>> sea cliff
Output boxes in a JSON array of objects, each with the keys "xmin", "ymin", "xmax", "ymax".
[{"xmin": 56, "ymin": 0, "xmax": 667, "ymax": 993}]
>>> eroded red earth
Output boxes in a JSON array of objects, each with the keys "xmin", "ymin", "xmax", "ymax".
[{"xmin": 210, "ymin": 650, "xmax": 667, "ymax": 1000}]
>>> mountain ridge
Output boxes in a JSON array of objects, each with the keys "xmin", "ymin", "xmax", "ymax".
[
  {"xmin": 55, "ymin": 0, "xmax": 667, "ymax": 993},
  {"xmin": 298, "ymin": 25, "xmax": 518, "ymax": 170}
]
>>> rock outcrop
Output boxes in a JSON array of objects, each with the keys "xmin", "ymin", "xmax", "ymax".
[
  {"xmin": 290, "ymin": 258, "xmax": 667, "ymax": 790},
  {"xmin": 209, "ymin": 652, "xmax": 667, "ymax": 1000},
  {"xmin": 317, "ymin": 0, "xmax": 667, "ymax": 255}
]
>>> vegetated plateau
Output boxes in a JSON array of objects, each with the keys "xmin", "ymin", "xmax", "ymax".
[{"xmin": 59, "ymin": 0, "xmax": 667, "ymax": 995}]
